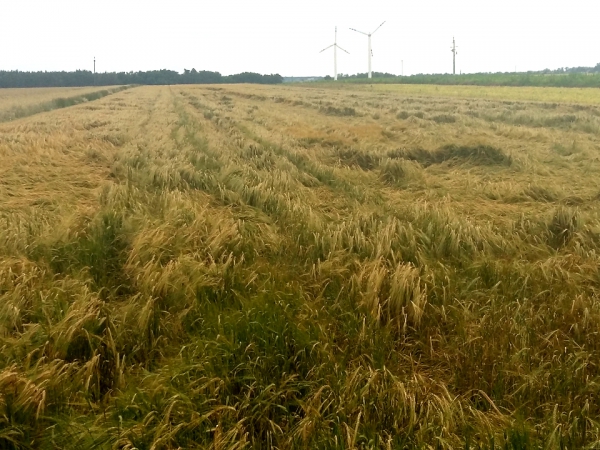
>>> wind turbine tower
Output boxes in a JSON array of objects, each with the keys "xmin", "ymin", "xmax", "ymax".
[
  {"xmin": 320, "ymin": 27, "xmax": 349, "ymax": 81},
  {"xmin": 350, "ymin": 21, "xmax": 385, "ymax": 79},
  {"xmin": 451, "ymin": 37, "xmax": 458, "ymax": 75}
]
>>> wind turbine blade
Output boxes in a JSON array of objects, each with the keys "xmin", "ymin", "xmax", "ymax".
[
  {"xmin": 337, "ymin": 45, "xmax": 350, "ymax": 54},
  {"xmin": 319, "ymin": 44, "xmax": 335, "ymax": 53},
  {"xmin": 350, "ymin": 27, "xmax": 368, "ymax": 36},
  {"xmin": 371, "ymin": 21, "xmax": 386, "ymax": 35}
]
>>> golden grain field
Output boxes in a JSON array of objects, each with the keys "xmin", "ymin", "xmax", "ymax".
[
  {"xmin": 1, "ymin": 83, "xmax": 600, "ymax": 449},
  {"xmin": 0, "ymin": 86, "xmax": 128, "ymax": 123},
  {"xmin": 371, "ymin": 83, "xmax": 600, "ymax": 104},
  {"xmin": 0, "ymin": 86, "xmax": 113, "ymax": 110}
]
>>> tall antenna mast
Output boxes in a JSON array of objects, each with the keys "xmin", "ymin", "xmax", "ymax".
[
  {"xmin": 451, "ymin": 37, "xmax": 458, "ymax": 75},
  {"xmin": 350, "ymin": 21, "xmax": 385, "ymax": 79},
  {"xmin": 320, "ymin": 26, "xmax": 349, "ymax": 81}
]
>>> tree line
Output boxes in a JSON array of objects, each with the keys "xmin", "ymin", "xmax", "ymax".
[
  {"xmin": 0, "ymin": 69, "xmax": 283, "ymax": 88},
  {"xmin": 326, "ymin": 63, "xmax": 600, "ymax": 88},
  {"xmin": 333, "ymin": 71, "xmax": 600, "ymax": 88}
]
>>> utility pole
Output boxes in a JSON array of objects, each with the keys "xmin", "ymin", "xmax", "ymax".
[{"xmin": 451, "ymin": 37, "xmax": 457, "ymax": 75}]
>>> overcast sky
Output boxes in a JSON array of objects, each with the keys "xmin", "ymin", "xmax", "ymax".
[{"xmin": 2, "ymin": 0, "xmax": 598, "ymax": 76}]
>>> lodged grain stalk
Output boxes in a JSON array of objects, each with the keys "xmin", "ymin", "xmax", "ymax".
[
  {"xmin": 357, "ymin": 258, "xmax": 428, "ymax": 329},
  {"xmin": 548, "ymin": 206, "xmax": 578, "ymax": 248}
]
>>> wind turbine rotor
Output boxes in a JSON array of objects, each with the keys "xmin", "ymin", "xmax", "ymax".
[
  {"xmin": 371, "ymin": 21, "xmax": 386, "ymax": 35},
  {"xmin": 349, "ymin": 28, "xmax": 369, "ymax": 36},
  {"xmin": 351, "ymin": 21, "xmax": 385, "ymax": 79},
  {"xmin": 320, "ymin": 26, "xmax": 349, "ymax": 80}
]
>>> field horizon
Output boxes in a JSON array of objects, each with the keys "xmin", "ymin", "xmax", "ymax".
[{"xmin": 1, "ymin": 83, "xmax": 600, "ymax": 449}]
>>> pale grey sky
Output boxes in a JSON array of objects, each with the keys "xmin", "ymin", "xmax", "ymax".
[{"xmin": 1, "ymin": 0, "xmax": 598, "ymax": 76}]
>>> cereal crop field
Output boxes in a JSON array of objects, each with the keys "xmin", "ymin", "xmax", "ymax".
[
  {"xmin": 0, "ymin": 87, "xmax": 113, "ymax": 110},
  {"xmin": 2, "ymin": 83, "xmax": 600, "ymax": 449},
  {"xmin": 0, "ymin": 86, "xmax": 128, "ymax": 123}
]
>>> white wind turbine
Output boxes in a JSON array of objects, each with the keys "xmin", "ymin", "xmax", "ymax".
[
  {"xmin": 350, "ymin": 21, "xmax": 386, "ymax": 79},
  {"xmin": 320, "ymin": 27, "xmax": 349, "ymax": 81}
]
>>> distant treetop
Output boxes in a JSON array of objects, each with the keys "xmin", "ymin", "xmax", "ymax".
[{"xmin": 0, "ymin": 69, "xmax": 283, "ymax": 88}]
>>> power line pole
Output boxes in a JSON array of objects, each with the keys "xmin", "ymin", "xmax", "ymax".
[{"xmin": 451, "ymin": 37, "xmax": 457, "ymax": 75}]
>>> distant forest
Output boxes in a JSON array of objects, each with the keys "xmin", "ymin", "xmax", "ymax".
[
  {"xmin": 0, "ymin": 69, "xmax": 283, "ymax": 88},
  {"xmin": 330, "ymin": 63, "xmax": 600, "ymax": 88},
  {"xmin": 343, "ymin": 63, "xmax": 600, "ymax": 79}
]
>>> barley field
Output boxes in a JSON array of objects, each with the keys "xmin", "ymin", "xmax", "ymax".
[
  {"xmin": 0, "ymin": 86, "xmax": 129, "ymax": 123},
  {"xmin": 0, "ymin": 86, "xmax": 114, "ymax": 109},
  {"xmin": 1, "ymin": 83, "xmax": 600, "ymax": 449}
]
